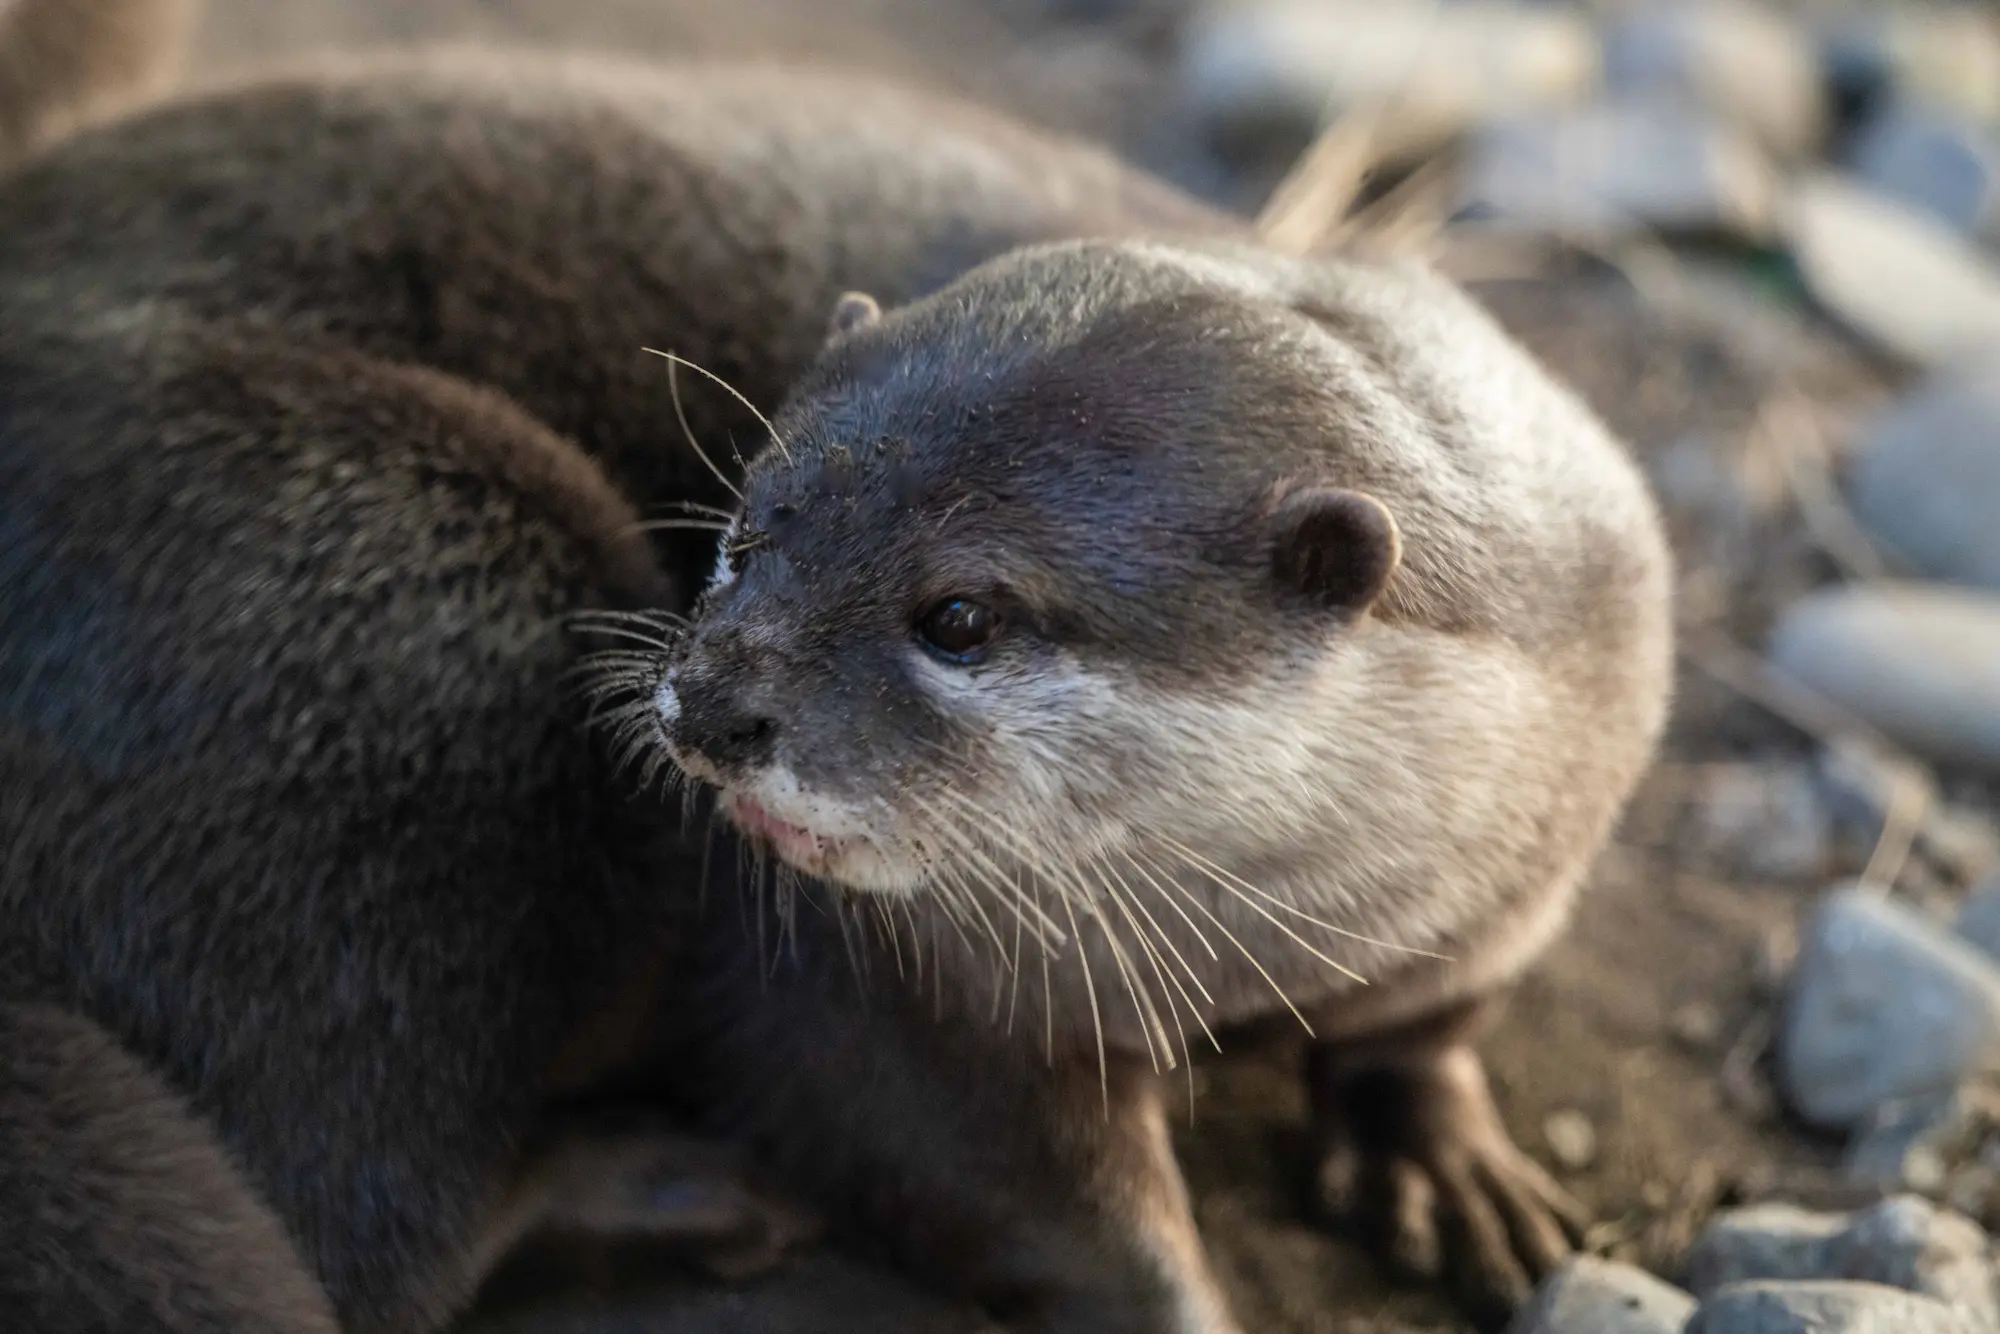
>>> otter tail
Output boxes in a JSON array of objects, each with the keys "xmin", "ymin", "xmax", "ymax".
[{"xmin": 0, "ymin": 0, "xmax": 194, "ymax": 166}]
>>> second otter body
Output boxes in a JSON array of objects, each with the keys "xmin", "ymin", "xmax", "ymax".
[{"xmin": 0, "ymin": 42, "xmax": 1232, "ymax": 1334}]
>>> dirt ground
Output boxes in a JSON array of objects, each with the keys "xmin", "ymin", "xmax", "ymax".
[{"xmin": 172, "ymin": 4, "xmax": 1905, "ymax": 1331}]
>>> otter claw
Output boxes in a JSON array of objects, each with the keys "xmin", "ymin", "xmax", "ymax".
[{"xmin": 1309, "ymin": 1045, "xmax": 1584, "ymax": 1330}]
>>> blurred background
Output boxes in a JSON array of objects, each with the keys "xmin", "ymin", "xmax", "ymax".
[{"xmin": 179, "ymin": 2, "xmax": 2000, "ymax": 1331}]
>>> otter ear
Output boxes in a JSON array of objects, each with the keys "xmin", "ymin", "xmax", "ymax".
[
  {"xmin": 1267, "ymin": 485, "xmax": 1401, "ymax": 613},
  {"xmin": 827, "ymin": 291, "xmax": 882, "ymax": 340}
]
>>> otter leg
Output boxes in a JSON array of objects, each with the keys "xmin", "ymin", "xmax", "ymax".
[
  {"xmin": 1304, "ymin": 996, "xmax": 1585, "ymax": 1329},
  {"xmin": 0, "ymin": 1003, "xmax": 340, "ymax": 1334},
  {"xmin": 676, "ymin": 916, "xmax": 1242, "ymax": 1334}
]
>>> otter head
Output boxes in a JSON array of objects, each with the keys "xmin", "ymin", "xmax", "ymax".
[{"xmin": 649, "ymin": 240, "xmax": 1419, "ymax": 904}]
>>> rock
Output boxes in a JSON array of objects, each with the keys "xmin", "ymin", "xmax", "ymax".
[
  {"xmin": 1690, "ymin": 760, "xmax": 1832, "ymax": 881},
  {"xmin": 1846, "ymin": 1092, "xmax": 1969, "ymax": 1194},
  {"xmin": 1778, "ymin": 885, "xmax": 2000, "ymax": 1129},
  {"xmin": 1603, "ymin": 0, "xmax": 1825, "ymax": 157},
  {"xmin": 1848, "ymin": 108, "xmax": 2000, "ymax": 246},
  {"xmin": 1847, "ymin": 365, "xmax": 2000, "ymax": 594},
  {"xmin": 1509, "ymin": 1256, "xmax": 1696, "ymax": 1334},
  {"xmin": 1671, "ymin": 1000, "xmax": 1727, "ymax": 1052},
  {"xmin": 1785, "ymin": 175, "xmax": 2000, "ymax": 369},
  {"xmin": 1460, "ymin": 101, "xmax": 1778, "ymax": 240},
  {"xmin": 1543, "ymin": 1109, "xmax": 1598, "ymax": 1173},
  {"xmin": 1819, "ymin": 8, "xmax": 2000, "ymax": 123},
  {"xmin": 1767, "ymin": 584, "xmax": 2000, "ymax": 773},
  {"xmin": 1960, "ymin": 882, "xmax": 2000, "ymax": 964},
  {"xmin": 1652, "ymin": 430, "xmax": 1787, "ymax": 534},
  {"xmin": 1686, "ymin": 1197, "xmax": 1998, "ymax": 1323},
  {"xmin": 1180, "ymin": 0, "xmax": 1598, "ymax": 162},
  {"xmin": 1687, "ymin": 1280, "xmax": 1975, "ymax": 1333}
]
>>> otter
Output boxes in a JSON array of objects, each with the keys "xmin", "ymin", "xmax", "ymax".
[
  {"xmin": 0, "ymin": 5, "xmax": 1257, "ymax": 1332},
  {"xmin": 0, "ymin": 1, "xmax": 1671, "ymax": 1330},
  {"xmin": 634, "ymin": 209, "xmax": 1674, "ymax": 1329}
]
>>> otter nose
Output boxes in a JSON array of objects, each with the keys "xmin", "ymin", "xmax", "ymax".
[{"xmin": 667, "ymin": 669, "xmax": 779, "ymax": 772}]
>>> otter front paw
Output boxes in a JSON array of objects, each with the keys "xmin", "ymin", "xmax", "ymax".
[{"xmin": 1308, "ymin": 1043, "xmax": 1586, "ymax": 1329}]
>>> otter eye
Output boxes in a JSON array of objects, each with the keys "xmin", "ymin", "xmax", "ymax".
[{"xmin": 917, "ymin": 597, "xmax": 998, "ymax": 665}]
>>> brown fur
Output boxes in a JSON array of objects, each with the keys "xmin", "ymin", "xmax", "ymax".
[
  {"xmin": 1, "ymin": 10, "xmax": 1670, "ymax": 1333},
  {"xmin": 0, "ymin": 20, "xmax": 1245, "ymax": 1334},
  {"xmin": 0, "ymin": 1003, "xmax": 340, "ymax": 1334}
]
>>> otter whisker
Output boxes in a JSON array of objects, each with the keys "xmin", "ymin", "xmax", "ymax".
[
  {"xmin": 833, "ymin": 891, "xmax": 868, "ymax": 990},
  {"xmin": 897, "ymin": 895, "xmax": 926, "ymax": 991},
  {"xmin": 872, "ymin": 896, "xmax": 908, "ymax": 983},
  {"xmin": 911, "ymin": 792, "xmax": 1065, "ymax": 951},
  {"xmin": 905, "ymin": 847, "xmax": 986, "ymax": 980},
  {"xmin": 1112, "ymin": 899, "xmax": 1202, "ymax": 1121},
  {"xmin": 647, "ymin": 349, "xmax": 744, "ymax": 500},
  {"xmin": 773, "ymin": 866, "xmax": 803, "ymax": 976},
  {"xmin": 1099, "ymin": 862, "xmax": 1201, "ymax": 1101},
  {"xmin": 1115, "ymin": 850, "xmax": 1220, "ymax": 998},
  {"xmin": 1005, "ymin": 865, "xmax": 1027, "ymax": 1036},
  {"xmin": 1163, "ymin": 846, "xmax": 1369, "ymax": 987},
  {"xmin": 1158, "ymin": 835, "xmax": 1450, "ymax": 963},
  {"xmin": 1057, "ymin": 890, "xmax": 1110, "ymax": 1115},
  {"xmin": 574, "ymin": 683, "xmax": 662, "ymax": 725},
  {"xmin": 569, "ymin": 648, "xmax": 667, "ymax": 671},
  {"xmin": 924, "ymin": 783, "xmax": 1081, "ymax": 934},
  {"xmin": 1078, "ymin": 863, "xmax": 1173, "ymax": 1075},
  {"xmin": 921, "ymin": 844, "xmax": 1013, "ymax": 1011},
  {"xmin": 941, "ymin": 790, "xmax": 1178, "ymax": 1069},
  {"xmin": 643, "ymin": 347, "xmax": 793, "ymax": 468},
  {"xmin": 625, "ymin": 517, "xmax": 733, "ymax": 535},
  {"xmin": 1104, "ymin": 856, "xmax": 1220, "ymax": 1056},
  {"xmin": 567, "ymin": 607, "xmax": 692, "ymax": 630},
  {"xmin": 565, "ymin": 622, "xmax": 683, "ymax": 651},
  {"xmin": 1138, "ymin": 849, "xmax": 1316, "ymax": 1039},
  {"xmin": 565, "ymin": 652, "xmax": 669, "ymax": 690},
  {"xmin": 930, "ymin": 835, "xmax": 1018, "ymax": 977},
  {"xmin": 650, "ymin": 499, "xmax": 739, "ymax": 522},
  {"xmin": 1034, "ymin": 877, "xmax": 1055, "ymax": 1064}
]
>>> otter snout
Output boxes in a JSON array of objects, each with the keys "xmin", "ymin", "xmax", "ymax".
[{"xmin": 659, "ymin": 664, "xmax": 780, "ymax": 775}]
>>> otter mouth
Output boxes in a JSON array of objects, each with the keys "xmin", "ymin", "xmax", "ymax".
[{"xmin": 723, "ymin": 793, "xmax": 855, "ymax": 870}]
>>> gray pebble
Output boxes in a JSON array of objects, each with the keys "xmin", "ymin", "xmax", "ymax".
[
  {"xmin": 1962, "ymin": 881, "xmax": 2000, "ymax": 965},
  {"xmin": 1847, "ymin": 365, "xmax": 2000, "ymax": 594},
  {"xmin": 1818, "ymin": 8, "xmax": 2000, "ymax": 122},
  {"xmin": 1846, "ymin": 1092, "xmax": 1970, "ymax": 1194},
  {"xmin": 1849, "ymin": 108, "xmax": 2000, "ymax": 246},
  {"xmin": 1508, "ymin": 1256, "xmax": 1696, "ymax": 1334},
  {"xmin": 1691, "ymin": 760, "xmax": 1832, "ymax": 881},
  {"xmin": 1542, "ymin": 1109, "xmax": 1598, "ymax": 1173},
  {"xmin": 1785, "ymin": 174, "xmax": 2000, "ymax": 369},
  {"xmin": 1671, "ymin": 1000, "xmax": 1726, "ymax": 1052},
  {"xmin": 1180, "ymin": 0, "xmax": 1597, "ymax": 162},
  {"xmin": 1768, "ymin": 584, "xmax": 2000, "ymax": 774},
  {"xmin": 1686, "ymin": 1194, "xmax": 1997, "ymax": 1328},
  {"xmin": 1461, "ymin": 100, "xmax": 1777, "ymax": 239},
  {"xmin": 1604, "ymin": 0, "xmax": 1825, "ymax": 157},
  {"xmin": 1688, "ymin": 1280, "xmax": 1977, "ymax": 1333},
  {"xmin": 1779, "ymin": 885, "xmax": 2000, "ymax": 1129}
]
